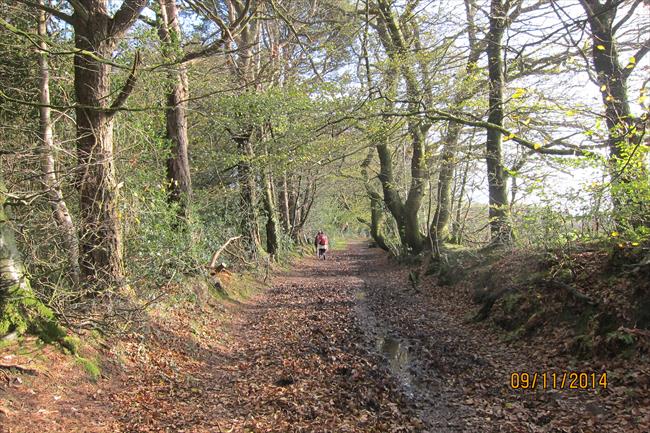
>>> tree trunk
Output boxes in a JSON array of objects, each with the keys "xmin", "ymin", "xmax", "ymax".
[
  {"xmin": 293, "ymin": 178, "xmax": 316, "ymax": 238},
  {"xmin": 372, "ymin": 0, "xmax": 430, "ymax": 254},
  {"xmin": 580, "ymin": 0, "xmax": 648, "ymax": 228},
  {"xmin": 376, "ymin": 136, "xmax": 407, "ymax": 243},
  {"xmin": 0, "ymin": 178, "xmax": 34, "ymax": 334},
  {"xmin": 261, "ymin": 171, "xmax": 279, "ymax": 259},
  {"xmin": 227, "ymin": 0, "xmax": 263, "ymax": 255},
  {"xmin": 430, "ymin": 121, "xmax": 462, "ymax": 244},
  {"xmin": 260, "ymin": 132, "xmax": 280, "ymax": 258},
  {"xmin": 0, "ymin": 177, "xmax": 61, "ymax": 338},
  {"xmin": 279, "ymin": 172, "xmax": 291, "ymax": 233},
  {"xmin": 368, "ymin": 192, "xmax": 389, "ymax": 251},
  {"xmin": 158, "ymin": 0, "xmax": 192, "ymax": 221},
  {"xmin": 71, "ymin": 0, "xmax": 146, "ymax": 288},
  {"xmin": 288, "ymin": 175, "xmax": 300, "ymax": 239},
  {"xmin": 403, "ymin": 123, "xmax": 427, "ymax": 253},
  {"xmin": 38, "ymin": 6, "xmax": 80, "ymax": 285},
  {"xmin": 361, "ymin": 149, "xmax": 389, "ymax": 251},
  {"xmin": 431, "ymin": 0, "xmax": 482, "ymax": 246},
  {"xmin": 485, "ymin": 0, "xmax": 512, "ymax": 245},
  {"xmin": 451, "ymin": 158, "xmax": 471, "ymax": 244},
  {"xmin": 370, "ymin": 53, "xmax": 409, "ymax": 249},
  {"xmin": 234, "ymin": 132, "xmax": 261, "ymax": 254},
  {"xmin": 74, "ymin": 25, "xmax": 124, "ymax": 287}
]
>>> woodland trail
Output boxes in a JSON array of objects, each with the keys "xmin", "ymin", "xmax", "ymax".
[
  {"xmin": 3, "ymin": 242, "xmax": 646, "ymax": 432},
  {"xmin": 110, "ymin": 241, "xmax": 424, "ymax": 432},
  {"xmin": 111, "ymin": 240, "xmax": 646, "ymax": 433}
]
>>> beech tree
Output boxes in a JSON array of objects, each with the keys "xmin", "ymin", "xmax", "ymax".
[
  {"xmin": 484, "ymin": 0, "xmax": 512, "ymax": 244},
  {"xmin": 365, "ymin": 0, "xmax": 435, "ymax": 254},
  {"xmin": 430, "ymin": 0, "xmax": 484, "ymax": 247},
  {"xmin": 571, "ymin": 0, "xmax": 649, "ymax": 228}
]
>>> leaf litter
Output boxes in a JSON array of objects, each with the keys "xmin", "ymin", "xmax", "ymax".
[{"xmin": 1, "ymin": 241, "xmax": 648, "ymax": 432}]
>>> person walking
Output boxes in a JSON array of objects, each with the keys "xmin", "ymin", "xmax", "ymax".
[{"xmin": 314, "ymin": 230, "xmax": 329, "ymax": 260}]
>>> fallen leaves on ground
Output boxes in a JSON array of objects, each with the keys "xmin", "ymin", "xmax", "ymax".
[{"xmin": 1, "ymin": 241, "xmax": 648, "ymax": 432}]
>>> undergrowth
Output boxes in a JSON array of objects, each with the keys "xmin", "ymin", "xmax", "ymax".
[{"xmin": 429, "ymin": 239, "xmax": 650, "ymax": 359}]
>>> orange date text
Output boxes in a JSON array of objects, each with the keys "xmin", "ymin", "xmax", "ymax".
[{"xmin": 509, "ymin": 371, "xmax": 607, "ymax": 390}]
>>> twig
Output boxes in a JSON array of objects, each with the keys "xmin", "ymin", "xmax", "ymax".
[
  {"xmin": 224, "ymin": 246, "xmax": 255, "ymax": 266},
  {"xmin": 619, "ymin": 327, "xmax": 650, "ymax": 338},
  {"xmin": 0, "ymin": 363, "xmax": 39, "ymax": 375}
]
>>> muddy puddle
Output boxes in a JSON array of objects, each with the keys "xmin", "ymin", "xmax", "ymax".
[
  {"xmin": 377, "ymin": 336, "xmax": 409, "ymax": 370},
  {"xmin": 353, "ymin": 285, "xmax": 460, "ymax": 432},
  {"xmin": 376, "ymin": 335, "xmax": 417, "ymax": 395},
  {"xmin": 354, "ymin": 288, "xmax": 419, "ymax": 398}
]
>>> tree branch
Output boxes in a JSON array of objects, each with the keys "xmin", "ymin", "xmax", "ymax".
[
  {"xmin": 107, "ymin": 51, "xmax": 142, "ymax": 116},
  {"xmin": 209, "ymin": 236, "xmax": 242, "ymax": 268},
  {"xmin": 623, "ymin": 37, "xmax": 650, "ymax": 80},
  {"xmin": 424, "ymin": 108, "xmax": 596, "ymax": 156},
  {"xmin": 612, "ymin": 0, "xmax": 642, "ymax": 33},
  {"xmin": 182, "ymin": 0, "xmax": 252, "ymax": 63},
  {"xmin": 67, "ymin": 0, "xmax": 89, "ymax": 23},
  {"xmin": 138, "ymin": 13, "xmax": 157, "ymax": 28},
  {"xmin": 269, "ymin": 0, "xmax": 324, "ymax": 81},
  {"xmin": 14, "ymin": 0, "xmax": 75, "ymax": 25},
  {"xmin": 110, "ymin": 0, "xmax": 149, "ymax": 38}
]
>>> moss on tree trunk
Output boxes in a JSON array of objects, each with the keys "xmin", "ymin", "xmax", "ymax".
[{"xmin": 0, "ymin": 179, "xmax": 66, "ymax": 343}]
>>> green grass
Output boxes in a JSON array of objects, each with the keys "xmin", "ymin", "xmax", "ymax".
[
  {"xmin": 330, "ymin": 236, "xmax": 350, "ymax": 250},
  {"xmin": 75, "ymin": 355, "xmax": 101, "ymax": 382}
]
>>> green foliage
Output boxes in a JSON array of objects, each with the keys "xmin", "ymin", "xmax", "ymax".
[
  {"xmin": 0, "ymin": 278, "xmax": 67, "ymax": 346},
  {"xmin": 1, "ymin": 0, "xmax": 648, "ymax": 357},
  {"xmin": 610, "ymin": 176, "xmax": 650, "ymax": 236},
  {"xmin": 75, "ymin": 355, "xmax": 101, "ymax": 382}
]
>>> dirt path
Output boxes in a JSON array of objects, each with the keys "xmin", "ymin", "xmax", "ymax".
[
  {"xmin": 109, "ymin": 241, "xmax": 422, "ymax": 432},
  {"xmin": 341, "ymin": 242, "xmax": 648, "ymax": 433},
  {"xmin": 3, "ymin": 241, "xmax": 647, "ymax": 432},
  {"xmin": 201, "ymin": 240, "xmax": 646, "ymax": 433}
]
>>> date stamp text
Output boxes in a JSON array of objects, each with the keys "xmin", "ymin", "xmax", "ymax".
[{"xmin": 509, "ymin": 371, "xmax": 607, "ymax": 390}]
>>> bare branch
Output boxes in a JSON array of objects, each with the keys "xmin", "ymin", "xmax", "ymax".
[
  {"xmin": 209, "ymin": 236, "xmax": 242, "ymax": 269},
  {"xmin": 268, "ymin": 0, "xmax": 323, "ymax": 81},
  {"xmin": 612, "ymin": 0, "xmax": 643, "ymax": 33},
  {"xmin": 623, "ymin": 37, "xmax": 650, "ymax": 80},
  {"xmin": 14, "ymin": 0, "xmax": 75, "ymax": 25},
  {"xmin": 181, "ymin": 0, "xmax": 252, "ymax": 63},
  {"xmin": 107, "ymin": 51, "xmax": 142, "ymax": 116}
]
